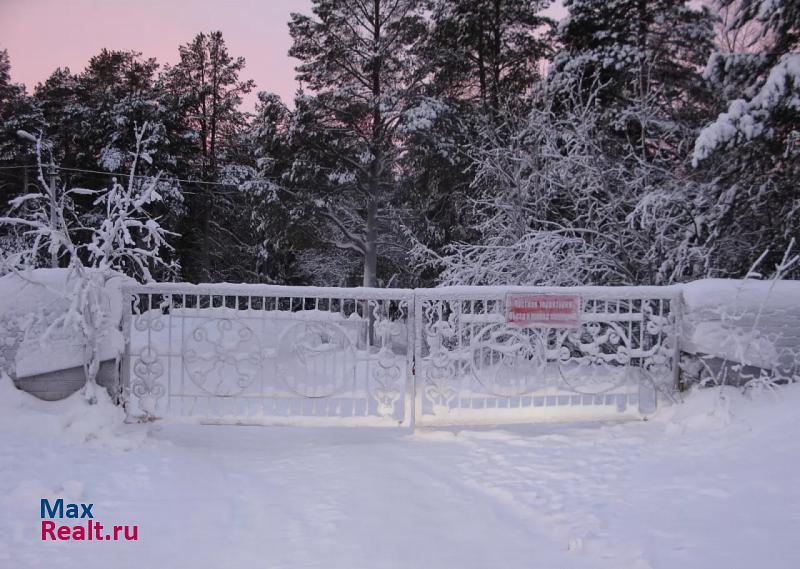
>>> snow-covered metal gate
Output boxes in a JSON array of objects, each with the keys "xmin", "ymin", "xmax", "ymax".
[
  {"xmin": 122, "ymin": 284, "xmax": 681, "ymax": 427},
  {"xmin": 122, "ymin": 284, "xmax": 415, "ymax": 426},
  {"xmin": 413, "ymin": 287, "xmax": 681, "ymax": 426}
]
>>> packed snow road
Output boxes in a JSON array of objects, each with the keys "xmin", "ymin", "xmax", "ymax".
[{"xmin": 1, "ymin": 377, "xmax": 799, "ymax": 569}]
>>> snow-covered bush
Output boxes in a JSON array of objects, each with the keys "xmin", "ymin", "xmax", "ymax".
[
  {"xmin": 0, "ymin": 123, "xmax": 175, "ymax": 403},
  {"xmin": 411, "ymin": 84, "xmax": 685, "ymax": 287}
]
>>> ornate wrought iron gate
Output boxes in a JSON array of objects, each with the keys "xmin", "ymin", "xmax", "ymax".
[
  {"xmin": 123, "ymin": 284, "xmax": 415, "ymax": 426},
  {"xmin": 122, "ymin": 284, "xmax": 681, "ymax": 427},
  {"xmin": 413, "ymin": 287, "xmax": 681, "ymax": 427}
]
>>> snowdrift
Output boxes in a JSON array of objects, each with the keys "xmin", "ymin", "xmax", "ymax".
[{"xmin": 0, "ymin": 371, "xmax": 147, "ymax": 450}]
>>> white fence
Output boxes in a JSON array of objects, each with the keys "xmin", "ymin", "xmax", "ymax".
[{"xmin": 122, "ymin": 284, "xmax": 682, "ymax": 427}]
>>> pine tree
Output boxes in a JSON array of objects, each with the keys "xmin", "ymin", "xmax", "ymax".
[
  {"xmin": 689, "ymin": 0, "xmax": 800, "ymax": 278},
  {"xmin": 158, "ymin": 31, "xmax": 254, "ymax": 282},
  {"xmin": 551, "ymin": 0, "xmax": 716, "ymax": 156},
  {"xmin": 427, "ymin": 0, "xmax": 553, "ymax": 112},
  {"xmin": 213, "ymin": 91, "xmax": 305, "ymax": 283},
  {"xmin": 0, "ymin": 48, "xmax": 13, "ymax": 111},
  {"xmin": 30, "ymin": 51, "xmax": 167, "ymax": 176},
  {"xmin": 288, "ymin": 0, "xmax": 432, "ymax": 287},
  {"xmin": 694, "ymin": 0, "xmax": 799, "ymax": 162},
  {"xmin": 0, "ymin": 49, "xmax": 45, "ymax": 183},
  {"xmin": 429, "ymin": 0, "xmax": 553, "ymax": 111},
  {"xmin": 0, "ymin": 50, "xmax": 46, "ymax": 259},
  {"xmin": 30, "ymin": 67, "xmax": 79, "ymax": 167},
  {"xmin": 77, "ymin": 50, "xmax": 164, "ymax": 173},
  {"xmin": 420, "ymin": 0, "xmax": 721, "ymax": 287}
]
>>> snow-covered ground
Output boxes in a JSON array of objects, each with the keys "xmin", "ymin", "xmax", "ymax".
[{"xmin": 1, "ymin": 373, "xmax": 798, "ymax": 569}]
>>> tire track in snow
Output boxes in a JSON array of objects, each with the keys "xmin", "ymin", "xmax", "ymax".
[{"xmin": 418, "ymin": 425, "xmax": 656, "ymax": 569}]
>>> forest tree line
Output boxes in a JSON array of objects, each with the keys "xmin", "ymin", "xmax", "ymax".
[{"xmin": 1, "ymin": 0, "xmax": 798, "ymax": 287}]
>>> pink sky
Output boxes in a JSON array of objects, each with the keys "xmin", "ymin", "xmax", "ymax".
[
  {"xmin": 1, "ymin": 0, "xmax": 565, "ymax": 110},
  {"xmin": 0, "ymin": 0, "xmax": 312, "ymax": 109}
]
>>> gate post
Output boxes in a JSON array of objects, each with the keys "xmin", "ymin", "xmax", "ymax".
[
  {"xmin": 413, "ymin": 294, "xmax": 424, "ymax": 429},
  {"xmin": 120, "ymin": 288, "xmax": 133, "ymax": 420},
  {"xmin": 403, "ymin": 294, "xmax": 416, "ymax": 429},
  {"xmin": 672, "ymin": 291, "xmax": 684, "ymax": 391}
]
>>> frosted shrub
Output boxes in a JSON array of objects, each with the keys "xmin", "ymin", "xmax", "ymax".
[{"xmin": 0, "ymin": 123, "xmax": 175, "ymax": 403}]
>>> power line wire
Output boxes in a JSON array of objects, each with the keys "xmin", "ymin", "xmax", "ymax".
[{"xmin": 0, "ymin": 164, "xmax": 283, "ymax": 195}]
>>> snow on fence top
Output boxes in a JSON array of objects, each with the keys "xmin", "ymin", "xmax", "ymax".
[
  {"xmin": 123, "ymin": 283, "xmax": 685, "ymax": 302},
  {"xmin": 414, "ymin": 284, "xmax": 683, "ymax": 300},
  {"xmin": 682, "ymin": 279, "xmax": 800, "ymax": 311},
  {"xmin": 123, "ymin": 282, "xmax": 416, "ymax": 301}
]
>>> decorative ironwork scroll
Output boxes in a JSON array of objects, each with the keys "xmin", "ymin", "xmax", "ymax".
[
  {"xmin": 123, "ymin": 285, "xmax": 414, "ymax": 425},
  {"xmin": 415, "ymin": 289, "xmax": 680, "ymax": 425}
]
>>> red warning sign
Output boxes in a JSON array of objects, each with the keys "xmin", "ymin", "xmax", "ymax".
[{"xmin": 506, "ymin": 294, "xmax": 582, "ymax": 328}]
